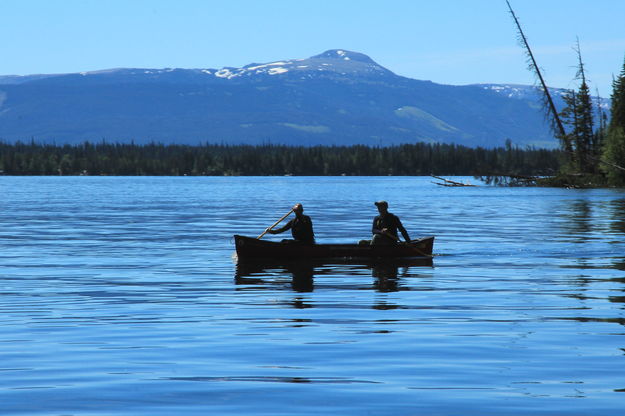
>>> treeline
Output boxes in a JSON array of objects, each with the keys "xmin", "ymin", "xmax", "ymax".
[{"xmin": 0, "ymin": 141, "xmax": 560, "ymax": 176}]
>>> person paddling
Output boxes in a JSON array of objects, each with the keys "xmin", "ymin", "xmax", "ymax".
[
  {"xmin": 371, "ymin": 201, "xmax": 410, "ymax": 245},
  {"xmin": 267, "ymin": 203, "xmax": 315, "ymax": 244}
]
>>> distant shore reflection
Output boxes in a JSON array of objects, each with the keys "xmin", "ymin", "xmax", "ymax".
[
  {"xmin": 610, "ymin": 198, "xmax": 625, "ymax": 235},
  {"xmin": 559, "ymin": 197, "xmax": 625, "ymax": 238}
]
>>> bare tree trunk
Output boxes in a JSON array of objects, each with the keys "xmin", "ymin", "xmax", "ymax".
[{"xmin": 506, "ymin": 1, "xmax": 567, "ymax": 140}]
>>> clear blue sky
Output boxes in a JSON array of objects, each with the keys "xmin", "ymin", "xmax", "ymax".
[{"xmin": 2, "ymin": 0, "xmax": 624, "ymax": 96}]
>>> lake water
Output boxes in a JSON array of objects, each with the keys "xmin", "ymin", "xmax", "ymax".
[{"xmin": 1, "ymin": 176, "xmax": 624, "ymax": 415}]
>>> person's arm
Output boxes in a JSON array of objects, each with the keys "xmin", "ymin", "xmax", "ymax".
[
  {"xmin": 372, "ymin": 217, "xmax": 383, "ymax": 235},
  {"xmin": 396, "ymin": 217, "xmax": 410, "ymax": 242},
  {"xmin": 268, "ymin": 219, "xmax": 293, "ymax": 234}
]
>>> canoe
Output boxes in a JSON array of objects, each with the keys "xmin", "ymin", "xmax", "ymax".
[{"xmin": 234, "ymin": 234, "xmax": 434, "ymax": 261}]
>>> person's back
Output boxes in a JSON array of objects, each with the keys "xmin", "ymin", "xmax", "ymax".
[{"xmin": 288, "ymin": 214, "xmax": 314, "ymax": 243}]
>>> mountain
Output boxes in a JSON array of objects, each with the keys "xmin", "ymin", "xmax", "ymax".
[{"xmin": 0, "ymin": 49, "xmax": 596, "ymax": 148}]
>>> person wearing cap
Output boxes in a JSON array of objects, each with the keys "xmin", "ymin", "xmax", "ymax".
[
  {"xmin": 267, "ymin": 203, "xmax": 315, "ymax": 244},
  {"xmin": 371, "ymin": 201, "xmax": 410, "ymax": 245}
]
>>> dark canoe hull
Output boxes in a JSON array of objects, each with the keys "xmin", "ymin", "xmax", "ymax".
[{"xmin": 234, "ymin": 234, "xmax": 434, "ymax": 261}]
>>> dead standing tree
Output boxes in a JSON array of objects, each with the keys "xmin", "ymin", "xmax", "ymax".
[{"xmin": 505, "ymin": 1, "xmax": 568, "ymax": 150}]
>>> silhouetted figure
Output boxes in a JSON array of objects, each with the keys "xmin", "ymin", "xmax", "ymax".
[
  {"xmin": 371, "ymin": 201, "xmax": 410, "ymax": 245},
  {"xmin": 267, "ymin": 203, "xmax": 315, "ymax": 244}
]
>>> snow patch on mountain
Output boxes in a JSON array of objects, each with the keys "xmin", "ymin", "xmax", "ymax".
[
  {"xmin": 476, "ymin": 83, "xmax": 610, "ymax": 110},
  {"xmin": 202, "ymin": 49, "xmax": 391, "ymax": 79},
  {"xmin": 215, "ymin": 68, "xmax": 234, "ymax": 79},
  {"xmin": 268, "ymin": 67, "xmax": 288, "ymax": 75},
  {"xmin": 245, "ymin": 61, "xmax": 289, "ymax": 71}
]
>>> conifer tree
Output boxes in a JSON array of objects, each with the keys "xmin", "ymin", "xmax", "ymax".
[
  {"xmin": 559, "ymin": 40, "xmax": 597, "ymax": 174},
  {"xmin": 575, "ymin": 77, "xmax": 596, "ymax": 172},
  {"xmin": 601, "ymin": 58, "xmax": 625, "ymax": 185}
]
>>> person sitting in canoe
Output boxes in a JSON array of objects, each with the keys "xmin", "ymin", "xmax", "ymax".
[
  {"xmin": 371, "ymin": 200, "xmax": 411, "ymax": 245},
  {"xmin": 266, "ymin": 203, "xmax": 315, "ymax": 244}
]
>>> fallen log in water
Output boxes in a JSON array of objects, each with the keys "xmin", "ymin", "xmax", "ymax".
[{"xmin": 431, "ymin": 175, "xmax": 477, "ymax": 187}]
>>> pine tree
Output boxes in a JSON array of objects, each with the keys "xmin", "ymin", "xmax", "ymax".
[
  {"xmin": 576, "ymin": 78, "xmax": 596, "ymax": 172},
  {"xmin": 558, "ymin": 40, "xmax": 597, "ymax": 174},
  {"xmin": 601, "ymin": 57, "xmax": 625, "ymax": 185}
]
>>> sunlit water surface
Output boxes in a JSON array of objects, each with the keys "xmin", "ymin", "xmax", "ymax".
[{"xmin": 1, "ymin": 176, "xmax": 624, "ymax": 415}]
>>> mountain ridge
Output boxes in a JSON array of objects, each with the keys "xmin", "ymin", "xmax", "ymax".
[{"xmin": 0, "ymin": 49, "xmax": 594, "ymax": 148}]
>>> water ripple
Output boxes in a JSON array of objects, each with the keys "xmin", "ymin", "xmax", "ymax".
[{"xmin": 1, "ymin": 177, "xmax": 624, "ymax": 415}]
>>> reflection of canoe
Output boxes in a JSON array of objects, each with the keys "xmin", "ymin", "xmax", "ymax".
[
  {"xmin": 234, "ymin": 234, "xmax": 434, "ymax": 261},
  {"xmin": 235, "ymin": 258, "xmax": 433, "ymax": 295},
  {"xmin": 235, "ymin": 257, "xmax": 433, "ymax": 276}
]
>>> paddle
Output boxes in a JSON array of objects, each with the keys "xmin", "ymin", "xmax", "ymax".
[
  {"xmin": 381, "ymin": 231, "xmax": 433, "ymax": 258},
  {"xmin": 408, "ymin": 243, "xmax": 433, "ymax": 258},
  {"xmin": 257, "ymin": 208, "xmax": 295, "ymax": 239}
]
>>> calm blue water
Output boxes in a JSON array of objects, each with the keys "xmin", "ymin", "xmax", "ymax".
[{"xmin": 1, "ymin": 176, "xmax": 624, "ymax": 415}]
